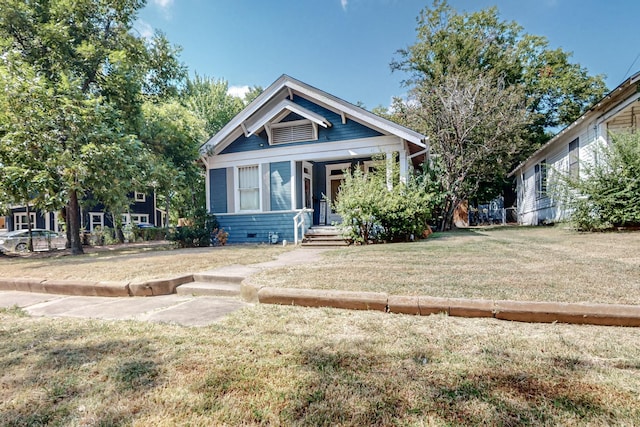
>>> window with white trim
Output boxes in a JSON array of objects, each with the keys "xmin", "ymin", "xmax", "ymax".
[
  {"xmin": 89, "ymin": 212, "xmax": 104, "ymax": 231},
  {"xmin": 535, "ymin": 160, "xmax": 547, "ymax": 198},
  {"xmin": 123, "ymin": 213, "xmax": 149, "ymax": 225},
  {"xmin": 134, "ymin": 192, "xmax": 146, "ymax": 202},
  {"xmin": 238, "ymin": 165, "xmax": 260, "ymax": 211},
  {"xmin": 14, "ymin": 213, "xmax": 36, "ymax": 230},
  {"xmin": 270, "ymin": 120, "xmax": 317, "ymax": 144}
]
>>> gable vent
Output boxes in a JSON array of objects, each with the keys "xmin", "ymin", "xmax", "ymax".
[{"xmin": 271, "ymin": 120, "xmax": 316, "ymax": 144}]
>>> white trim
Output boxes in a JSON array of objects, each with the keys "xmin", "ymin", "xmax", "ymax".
[
  {"xmin": 134, "ymin": 192, "xmax": 146, "ymax": 202},
  {"xmin": 214, "ymin": 209, "xmax": 311, "ymax": 217},
  {"xmin": 235, "ymin": 164, "xmax": 262, "ymax": 213},
  {"xmin": 89, "ymin": 212, "xmax": 104, "ymax": 231},
  {"xmin": 245, "ymin": 99, "xmax": 331, "ymax": 137},
  {"xmin": 200, "ymin": 75, "xmax": 427, "ymax": 155},
  {"xmin": 122, "ymin": 213, "xmax": 149, "ymax": 225},
  {"xmin": 270, "ymin": 119, "xmax": 318, "ymax": 145},
  {"xmin": 302, "ymin": 161, "xmax": 313, "ymax": 210},
  {"xmin": 596, "ymin": 92, "xmax": 640, "ymax": 125},
  {"xmin": 13, "ymin": 212, "xmax": 36, "ymax": 230},
  {"xmin": 209, "ymin": 136, "xmax": 402, "ymax": 169},
  {"xmin": 326, "ymin": 162, "xmax": 351, "ymax": 224},
  {"xmin": 291, "ymin": 160, "xmax": 297, "ymax": 211}
]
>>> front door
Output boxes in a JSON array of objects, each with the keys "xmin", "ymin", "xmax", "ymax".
[{"xmin": 325, "ymin": 163, "xmax": 350, "ymax": 224}]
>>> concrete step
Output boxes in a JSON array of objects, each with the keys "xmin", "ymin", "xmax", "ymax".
[
  {"xmin": 176, "ymin": 282, "xmax": 241, "ymax": 297},
  {"xmin": 301, "ymin": 240, "xmax": 349, "ymax": 247},
  {"xmin": 192, "ymin": 273, "xmax": 245, "ymax": 284}
]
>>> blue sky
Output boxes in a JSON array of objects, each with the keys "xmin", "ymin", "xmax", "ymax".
[{"xmin": 137, "ymin": 0, "xmax": 640, "ymax": 110}]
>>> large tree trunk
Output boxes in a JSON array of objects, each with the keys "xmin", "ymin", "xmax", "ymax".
[{"xmin": 67, "ymin": 189, "xmax": 84, "ymax": 255}]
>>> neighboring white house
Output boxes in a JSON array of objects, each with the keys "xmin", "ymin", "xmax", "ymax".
[{"xmin": 510, "ymin": 71, "xmax": 640, "ymax": 225}]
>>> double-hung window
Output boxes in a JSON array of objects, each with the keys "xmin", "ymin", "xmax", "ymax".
[
  {"xmin": 238, "ymin": 165, "xmax": 260, "ymax": 211},
  {"xmin": 568, "ymin": 138, "xmax": 579, "ymax": 178},
  {"xmin": 535, "ymin": 160, "xmax": 547, "ymax": 198}
]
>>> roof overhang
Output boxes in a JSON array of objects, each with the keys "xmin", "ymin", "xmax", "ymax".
[
  {"xmin": 200, "ymin": 74, "xmax": 428, "ymax": 157},
  {"xmin": 245, "ymin": 99, "xmax": 331, "ymax": 137},
  {"xmin": 508, "ymin": 70, "xmax": 640, "ymax": 177}
]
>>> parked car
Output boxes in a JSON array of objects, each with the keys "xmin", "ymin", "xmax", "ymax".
[{"xmin": 0, "ymin": 229, "xmax": 67, "ymax": 253}]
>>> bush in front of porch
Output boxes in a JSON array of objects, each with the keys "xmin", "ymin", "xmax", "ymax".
[{"xmin": 334, "ymin": 158, "xmax": 437, "ymax": 243}]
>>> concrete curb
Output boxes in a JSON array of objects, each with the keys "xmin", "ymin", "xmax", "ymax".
[
  {"xmin": 3, "ymin": 274, "xmax": 640, "ymax": 327},
  {"xmin": 257, "ymin": 287, "xmax": 388, "ymax": 312},
  {"xmin": 256, "ymin": 287, "xmax": 640, "ymax": 327}
]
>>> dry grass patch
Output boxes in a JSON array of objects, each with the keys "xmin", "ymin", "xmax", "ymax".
[
  {"xmin": 0, "ymin": 244, "xmax": 290, "ymax": 282},
  {"xmin": 1, "ymin": 305, "xmax": 639, "ymax": 425},
  {"xmin": 251, "ymin": 227, "xmax": 640, "ymax": 304}
]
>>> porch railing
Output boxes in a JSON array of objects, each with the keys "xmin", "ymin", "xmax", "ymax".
[{"xmin": 293, "ymin": 208, "xmax": 312, "ymax": 245}]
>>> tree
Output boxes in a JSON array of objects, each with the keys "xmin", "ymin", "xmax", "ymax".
[
  {"xmin": 182, "ymin": 75, "xmax": 246, "ymax": 137},
  {"xmin": 399, "ymin": 71, "xmax": 530, "ymax": 231},
  {"xmin": 0, "ymin": 56, "xmax": 62, "ymax": 250},
  {"xmin": 139, "ymin": 100, "xmax": 207, "ymax": 226},
  {"xmin": 391, "ymin": 0, "xmax": 607, "ymax": 229},
  {"xmin": 0, "ymin": 0, "xmax": 184, "ymax": 254}
]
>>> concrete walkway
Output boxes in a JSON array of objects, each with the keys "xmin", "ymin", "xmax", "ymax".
[
  {"xmin": 2, "ymin": 247, "xmax": 640, "ymax": 327},
  {"xmin": 0, "ymin": 291, "xmax": 247, "ymax": 327}
]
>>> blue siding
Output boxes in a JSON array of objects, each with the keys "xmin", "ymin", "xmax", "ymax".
[
  {"xmin": 220, "ymin": 95, "xmax": 383, "ymax": 154},
  {"xmin": 209, "ymin": 168, "xmax": 228, "ymax": 214},
  {"xmin": 270, "ymin": 162, "xmax": 291, "ymax": 211},
  {"xmin": 216, "ymin": 211, "xmax": 311, "ymax": 244}
]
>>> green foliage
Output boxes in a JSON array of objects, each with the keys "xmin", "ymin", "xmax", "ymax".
[
  {"xmin": 334, "ymin": 157, "xmax": 435, "ymax": 244},
  {"xmin": 0, "ymin": 0, "xmax": 185, "ymax": 254},
  {"xmin": 560, "ymin": 132, "xmax": 640, "ymax": 230},
  {"xmin": 168, "ymin": 209, "xmax": 219, "ymax": 248},
  {"xmin": 390, "ymin": 0, "xmax": 608, "ymax": 227}
]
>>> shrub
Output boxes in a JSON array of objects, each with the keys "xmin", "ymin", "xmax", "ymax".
[
  {"xmin": 334, "ymin": 157, "xmax": 436, "ymax": 243},
  {"xmin": 560, "ymin": 132, "xmax": 640, "ymax": 230},
  {"xmin": 168, "ymin": 209, "xmax": 219, "ymax": 248}
]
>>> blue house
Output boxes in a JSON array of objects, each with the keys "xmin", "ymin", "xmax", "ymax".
[
  {"xmin": 200, "ymin": 75, "xmax": 428, "ymax": 244},
  {"xmin": 3, "ymin": 191, "xmax": 163, "ymax": 233}
]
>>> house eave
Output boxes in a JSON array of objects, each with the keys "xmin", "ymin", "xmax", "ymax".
[
  {"xmin": 200, "ymin": 74, "xmax": 428, "ymax": 157},
  {"xmin": 508, "ymin": 70, "xmax": 640, "ymax": 178}
]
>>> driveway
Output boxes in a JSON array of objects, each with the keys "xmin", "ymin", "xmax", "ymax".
[{"xmin": 0, "ymin": 291, "xmax": 248, "ymax": 327}]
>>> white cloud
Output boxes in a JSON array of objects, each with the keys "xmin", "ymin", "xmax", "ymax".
[
  {"xmin": 341, "ymin": 0, "xmax": 348, "ymax": 11},
  {"xmin": 228, "ymin": 85, "xmax": 250, "ymax": 99},
  {"xmin": 153, "ymin": 0, "xmax": 174, "ymax": 9},
  {"xmin": 134, "ymin": 20, "xmax": 154, "ymax": 40},
  {"xmin": 152, "ymin": 0, "xmax": 174, "ymax": 18}
]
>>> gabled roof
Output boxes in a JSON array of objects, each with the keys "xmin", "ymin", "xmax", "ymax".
[
  {"xmin": 200, "ymin": 74, "xmax": 428, "ymax": 156},
  {"xmin": 509, "ymin": 70, "xmax": 640, "ymax": 177}
]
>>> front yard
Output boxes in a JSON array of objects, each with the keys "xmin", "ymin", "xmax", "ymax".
[
  {"xmin": 252, "ymin": 226, "xmax": 640, "ymax": 304},
  {"xmin": 1, "ymin": 226, "xmax": 639, "ymax": 425}
]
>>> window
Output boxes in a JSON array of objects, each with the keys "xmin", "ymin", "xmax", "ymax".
[
  {"xmin": 568, "ymin": 138, "xmax": 579, "ymax": 178},
  {"xmin": 122, "ymin": 213, "xmax": 149, "ymax": 225},
  {"xmin": 271, "ymin": 120, "xmax": 317, "ymax": 144},
  {"xmin": 134, "ymin": 192, "xmax": 146, "ymax": 202},
  {"xmin": 238, "ymin": 165, "xmax": 260, "ymax": 211},
  {"xmin": 89, "ymin": 212, "xmax": 104, "ymax": 231},
  {"xmin": 14, "ymin": 213, "xmax": 36, "ymax": 230},
  {"xmin": 535, "ymin": 160, "xmax": 547, "ymax": 198}
]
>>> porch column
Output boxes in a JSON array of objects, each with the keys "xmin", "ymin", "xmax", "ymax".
[
  {"xmin": 385, "ymin": 151, "xmax": 394, "ymax": 190},
  {"xmin": 290, "ymin": 160, "xmax": 297, "ymax": 210},
  {"xmin": 399, "ymin": 147, "xmax": 408, "ymax": 185}
]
